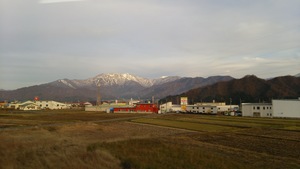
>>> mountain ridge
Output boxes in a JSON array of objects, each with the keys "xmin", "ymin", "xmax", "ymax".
[
  {"xmin": 164, "ymin": 75, "xmax": 300, "ymax": 105},
  {"xmin": 0, "ymin": 73, "xmax": 233, "ymax": 101}
]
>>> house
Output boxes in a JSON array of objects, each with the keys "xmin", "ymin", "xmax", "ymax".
[
  {"xmin": 241, "ymin": 103, "xmax": 272, "ymax": 117},
  {"xmin": 272, "ymin": 99, "xmax": 300, "ymax": 118}
]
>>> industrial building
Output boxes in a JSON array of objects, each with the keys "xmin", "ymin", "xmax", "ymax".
[
  {"xmin": 160, "ymin": 100, "xmax": 238, "ymax": 115},
  {"xmin": 186, "ymin": 105, "xmax": 218, "ymax": 114},
  {"xmin": 7, "ymin": 100, "xmax": 70, "ymax": 110},
  {"xmin": 34, "ymin": 101, "xmax": 70, "ymax": 110},
  {"xmin": 272, "ymin": 99, "xmax": 300, "ymax": 118},
  {"xmin": 241, "ymin": 103, "xmax": 273, "ymax": 117},
  {"xmin": 113, "ymin": 103, "xmax": 158, "ymax": 113}
]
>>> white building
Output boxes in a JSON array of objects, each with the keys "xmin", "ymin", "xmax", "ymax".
[
  {"xmin": 217, "ymin": 105, "xmax": 239, "ymax": 112},
  {"xmin": 159, "ymin": 102, "xmax": 173, "ymax": 113},
  {"xmin": 195, "ymin": 102, "xmax": 226, "ymax": 106},
  {"xmin": 186, "ymin": 105, "xmax": 217, "ymax": 114},
  {"xmin": 19, "ymin": 102, "xmax": 40, "ymax": 111},
  {"xmin": 8, "ymin": 101, "xmax": 35, "ymax": 110},
  {"xmin": 170, "ymin": 105, "xmax": 182, "ymax": 113},
  {"xmin": 34, "ymin": 101, "xmax": 70, "ymax": 110},
  {"xmin": 241, "ymin": 103, "xmax": 272, "ymax": 117},
  {"xmin": 272, "ymin": 99, "xmax": 300, "ymax": 118}
]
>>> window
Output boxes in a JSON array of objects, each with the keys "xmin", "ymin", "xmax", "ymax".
[
  {"xmin": 263, "ymin": 107, "xmax": 265, "ymax": 110},
  {"xmin": 257, "ymin": 107, "xmax": 260, "ymax": 110},
  {"xmin": 57, "ymin": 104, "xmax": 59, "ymax": 107},
  {"xmin": 253, "ymin": 106, "xmax": 255, "ymax": 110},
  {"xmin": 46, "ymin": 104, "xmax": 48, "ymax": 107},
  {"xmin": 270, "ymin": 107, "xmax": 272, "ymax": 110}
]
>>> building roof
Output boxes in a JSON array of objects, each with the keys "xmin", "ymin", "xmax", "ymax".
[
  {"xmin": 272, "ymin": 99, "xmax": 300, "ymax": 102},
  {"xmin": 242, "ymin": 103, "xmax": 272, "ymax": 105}
]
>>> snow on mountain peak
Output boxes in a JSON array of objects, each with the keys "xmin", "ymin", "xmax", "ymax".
[
  {"xmin": 55, "ymin": 73, "xmax": 181, "ymax": 88},
  {"xmin": 88, "ymin": 73, "xmax": 154, "ymax": 87},
  {"xmin": 57, "ymin": 79, "xmax": 76, "ymax": 89}
]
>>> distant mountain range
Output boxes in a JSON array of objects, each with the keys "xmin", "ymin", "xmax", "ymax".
[
  {"xmin": 165, "ymin": 75, "xmax": 300, "ymax": 105},
  {"xmin": 0, "ymin": 73, "xmax": 233, "ymax": 101}
]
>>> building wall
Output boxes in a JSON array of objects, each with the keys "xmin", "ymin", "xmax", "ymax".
[
  {"xmin": 217, "ymin": 105, "xmax": 239, "ymax": 112},
  {"xmin": 113, "ymin": 104, "xmax": 158, "ymax": 113},
  {"xmin": 35, "ymin": 101, "xmax": 69, "ymax": 110},
  {"xmin": 136, "ymin": 104, "xmax": 158, "ymax": 113},
  {"xmin": 196, "ymin": 102, "xmax": 226, "ymax": 106},
  {"xmin": 186, "ymin": 105, "xmax": 217, "ymax": 114},
  {"xmin": 159, "ymin": 102, "xmax": 173, "ymax": 113},
  {"xmin": 171, "ymin": 105, "xmax": 182, "ymax": 112},
  {"xmin": 241, "ymin": 103, "xmax": 272, "ymax": 117},
  {"xmin": 85, "ymin": 105, "xmax": 111, "ymax": 112},
  {"xmin": 272, "ymin": 100, "xmax": 300, "ymax": 118},
  {"xmin": 114, "ymin": 107, "xmax": 136, "ymax": 112},
  {"xmin": 21, "ymin": 104, "xmax": 40, "ymax": 111}
]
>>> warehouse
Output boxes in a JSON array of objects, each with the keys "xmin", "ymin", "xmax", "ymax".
[
  {"xmin": 272, "ymin": 99, "xmax": 300, "ymax": 118},
  {"xmin": 241, "ymin": 103, "xmax": 272, "ymax": 117}
]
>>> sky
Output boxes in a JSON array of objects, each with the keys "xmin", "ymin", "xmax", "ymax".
[{"xmin": 0, "ymin": 0, "xmax": 300, "ymax": 90}]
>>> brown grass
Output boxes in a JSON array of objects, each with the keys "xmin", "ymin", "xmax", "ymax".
[{"xmin": 0, "ymin": 111, "xmax": 299, "ymax": 169}]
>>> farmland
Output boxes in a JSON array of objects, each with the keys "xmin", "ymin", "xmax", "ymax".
[{"xmin": 0, "ymin": 110, "xmax": 299, "ymax": 169}]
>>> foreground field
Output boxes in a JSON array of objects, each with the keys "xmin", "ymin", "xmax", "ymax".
[{"xmin": 0, "ymin": 110, "xmax": 299, "ymax": 169}]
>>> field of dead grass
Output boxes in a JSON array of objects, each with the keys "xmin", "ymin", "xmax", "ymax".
[{"xmin": 0, "ymin": 110, "xmax": 299, "ymax": 169}]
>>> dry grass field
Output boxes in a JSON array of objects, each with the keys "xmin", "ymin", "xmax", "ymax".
[{"xmin": 0, "ymin": 110, "xmax": 299, "ymax": 169}]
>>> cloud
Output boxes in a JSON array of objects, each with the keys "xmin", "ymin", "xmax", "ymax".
[
  {"xmin": 243, "ymin": 57, "xmax": 267, "ymax": 62},
  {"xmin": 39, "ymin": 0, "xmax": 86, "ymax": 4},
  {"xmin": 1, "ymin": 0, "xmax": 300, "ymax": 89}
]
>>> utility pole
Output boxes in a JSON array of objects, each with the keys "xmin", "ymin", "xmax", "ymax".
[
  {"xmin": 230, "ymin": 98, "xmax": 232, "ymax": 111},
  {"xmin": 96, "ymin": 81, "xmax": 101, "ymax": 106}
]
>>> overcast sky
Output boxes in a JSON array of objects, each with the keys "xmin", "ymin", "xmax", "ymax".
[{"xmin": 1, "ymin": 0, "xmax": 300, "ymax": 89}]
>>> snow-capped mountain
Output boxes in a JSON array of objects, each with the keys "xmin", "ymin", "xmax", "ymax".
[
  {"xmin": 52, "ymin": 73, "xmax": 181, "ymax": 89},
  {"xmin": 87, "ymin": 73, "xmax": 154, "ymax": 87},
  {"xmin": 0, "ymin": 73, "xmax": 234, "ymax": 101},
  {"xmin": 152, "ymin": 76, "xmax": 182, "ymax": 85}
]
